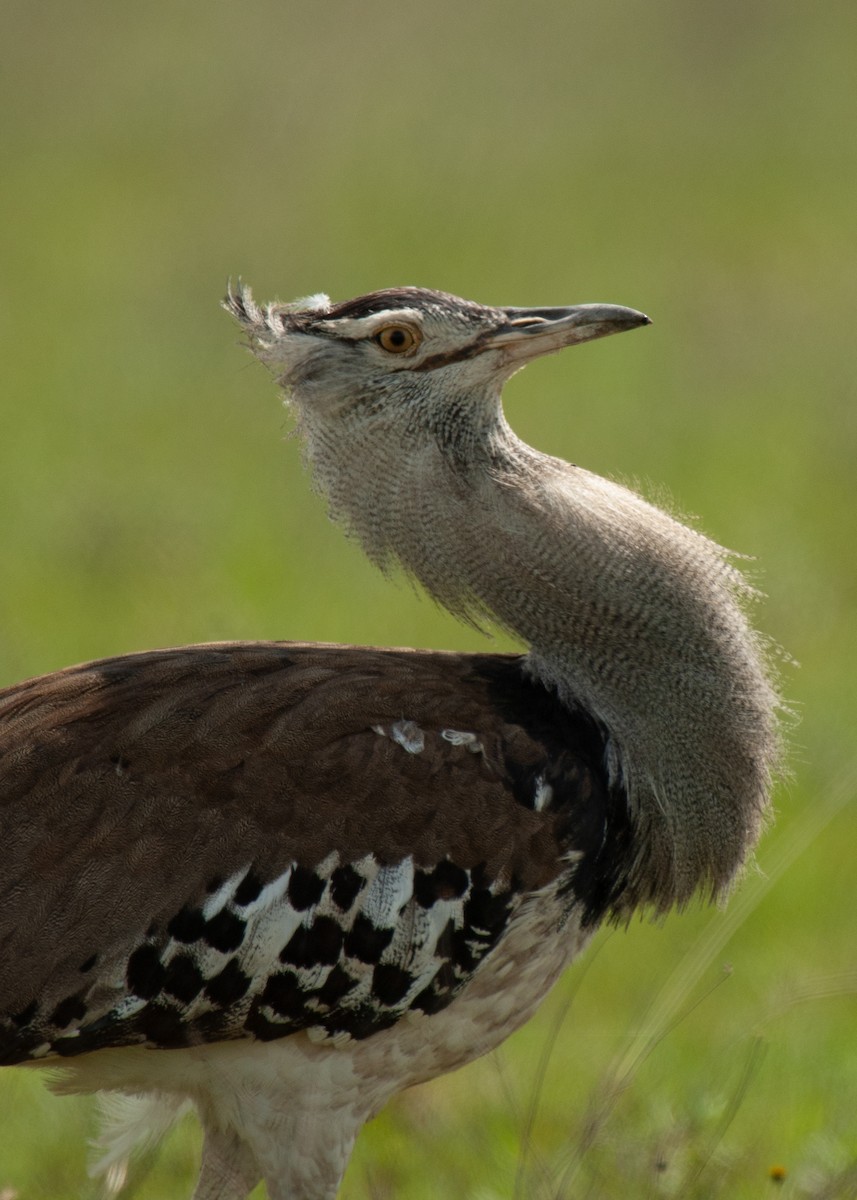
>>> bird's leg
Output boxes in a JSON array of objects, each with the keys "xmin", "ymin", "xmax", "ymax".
[
  {"xmin": 253, "ymin": 1111, "xmax": 358, "ymax": 1200},
  {"xmin": 193, "ymin": 1127, "xmax": 260, "ymax": 1200}
]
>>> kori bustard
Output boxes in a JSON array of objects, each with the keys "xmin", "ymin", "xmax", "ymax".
[{"xmin": 0, "ymin": 285, "xmax": 780, "ymax": 1199}]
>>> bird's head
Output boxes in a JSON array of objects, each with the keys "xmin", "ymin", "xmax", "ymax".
[{"xmin": 224, "ymin": 284, "xmax": 649, "ymax": 437}]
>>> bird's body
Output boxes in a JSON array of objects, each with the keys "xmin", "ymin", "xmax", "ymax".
[{"xmin": 0, "ymin": 286, "xmax": 780, "ymax": 1198}]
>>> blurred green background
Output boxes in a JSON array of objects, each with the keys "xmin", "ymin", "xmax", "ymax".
[{"xmin": 1, "ymin": 1, "xmax": 855, "ymax": 1196}]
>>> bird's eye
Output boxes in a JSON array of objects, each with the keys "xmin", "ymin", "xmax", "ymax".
[{"xmin": 375, "ymin": 325, "xmax": 420, "ymax": 354}]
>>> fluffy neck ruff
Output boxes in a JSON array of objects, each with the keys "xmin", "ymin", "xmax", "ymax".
[{"xmin": 294, "ymin": 384, "xmax": 781, "ymax": 914}]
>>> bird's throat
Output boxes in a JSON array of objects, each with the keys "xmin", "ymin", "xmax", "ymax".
[{"xmin": 304, "ymin": 417, "xmax": 780, "ymax": 913}]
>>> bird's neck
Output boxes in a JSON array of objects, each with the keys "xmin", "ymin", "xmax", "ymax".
[{"xmin": 300, "ymin": 405, "xmax": 780, "ymax": 913}]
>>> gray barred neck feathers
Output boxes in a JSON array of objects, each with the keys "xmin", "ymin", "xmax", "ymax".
[
  {"xmin": 305, "ymin": 420, "xmax": 780, "ymax": 913},
  {"xmin": 228, "ymin": 284, "xmax": 782, "ymax": 914}
]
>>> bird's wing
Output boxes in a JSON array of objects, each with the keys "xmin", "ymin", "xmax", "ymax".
[{"xmin": 0, "ymin": 642, "xmax": 618, "ymax": 1063}]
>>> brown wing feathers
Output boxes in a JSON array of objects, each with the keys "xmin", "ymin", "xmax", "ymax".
[{"xmin": 0, "ymin": 642, "xmax": 622, "ymax": 1065}]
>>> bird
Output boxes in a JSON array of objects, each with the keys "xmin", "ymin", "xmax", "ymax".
[{"xmin": 0, "ymin": 284, "xmax": 781, "ymax": 1200}]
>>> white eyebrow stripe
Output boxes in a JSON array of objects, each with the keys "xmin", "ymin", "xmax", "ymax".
[{"xmin": 317, "ymin": 310, "xmax": 423, "ymax": 339}]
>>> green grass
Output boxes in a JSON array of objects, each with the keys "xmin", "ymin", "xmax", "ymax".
[{"xmin": 1, "ymin": 0, "xmax": 855, "ymax": 1195}]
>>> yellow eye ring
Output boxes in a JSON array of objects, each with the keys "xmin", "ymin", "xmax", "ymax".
[{"xmin": 375, "ymin": 325, "xmax": 420, "ymax": 354}]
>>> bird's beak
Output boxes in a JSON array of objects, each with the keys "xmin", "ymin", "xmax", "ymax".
[{"xmin": 491, "ymin": 303, "xmax": 651, "ymax": 363}]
